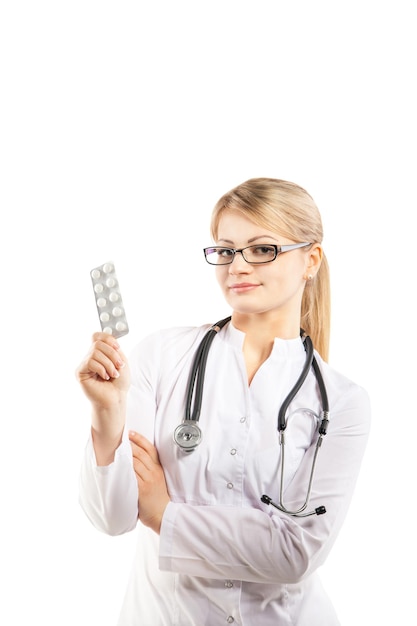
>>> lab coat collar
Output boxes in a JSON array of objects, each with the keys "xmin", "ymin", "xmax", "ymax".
[{"xmin": 222, "ymin": 320, "xmax": 306, "ymax": 361}]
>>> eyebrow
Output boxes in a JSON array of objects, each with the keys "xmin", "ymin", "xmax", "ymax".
[{"xmin": 217, "ymin": 235, "xmax": 278, "ymax": 245}]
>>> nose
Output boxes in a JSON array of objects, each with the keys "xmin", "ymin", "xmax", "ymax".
[{"xmin": 228, "ymin": 251, "xmax": 251, "ymax": 273}]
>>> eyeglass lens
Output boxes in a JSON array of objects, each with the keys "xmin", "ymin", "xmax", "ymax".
[{"xmin": 205, "ymin": 245, "xmax": 277, "ymax": 265}]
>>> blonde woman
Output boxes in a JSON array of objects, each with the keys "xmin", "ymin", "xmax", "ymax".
[{"xmin": 77, "ymin": 178, "xmax": 370, "ymax": 625}]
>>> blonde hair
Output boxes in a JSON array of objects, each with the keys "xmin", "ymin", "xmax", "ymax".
[{"xmin": 210, "ymin": 177, "xmax": 331, "ymax": 361}]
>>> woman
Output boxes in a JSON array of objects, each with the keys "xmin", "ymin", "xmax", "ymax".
[{"xmin": 77, "ymin": 178, "xmax": 370, "ymax": 625}]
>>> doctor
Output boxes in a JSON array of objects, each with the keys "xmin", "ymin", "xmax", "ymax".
[{"xmin": 77, "ymin": 177, "xmax": 370, "ymax": 625}]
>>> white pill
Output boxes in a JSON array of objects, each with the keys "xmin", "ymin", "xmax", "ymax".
[{"xmin": 91, "ymin": 261, "xmax": 129, "ymax": 339}]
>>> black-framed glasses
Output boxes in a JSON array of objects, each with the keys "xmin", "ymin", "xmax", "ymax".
[{"xmin": 203, "ymin": 242, "xmax": 311, "ymax": 265}]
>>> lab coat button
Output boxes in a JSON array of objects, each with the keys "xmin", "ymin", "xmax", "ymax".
[
  {"xmin": 230, "ymin": 448, "xmax": 237, "ymax": 455},
  {"xmin": 226, "ymin": 617, "xmax": 234, "ymax": 624},
  {"xmin": 240, "ymin": 416, "xmax": 246, "ymax": 423},
  {"xmin": 224, "ymin": 580, "xmax": 234, "ymax": 588},
  {"xmin": 226, "ymin": 482, "xmax": 234, "ymax": 489}
]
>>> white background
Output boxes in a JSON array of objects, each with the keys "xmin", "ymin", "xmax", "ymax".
[{"xmin": 1, "ymin": 1, "xmax": 415, "ymax": 624}]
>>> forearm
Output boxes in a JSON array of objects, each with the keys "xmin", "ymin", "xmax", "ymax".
[
  {"xmin": 159, "ymin": 501, "xmax": 326, "ymax": 584},
  {"xmin": 159, "ymin": 397, "xmax": 371, "ymax": 585},
  {"xmin": 91, "ymin": 396, "xmax": 127, "ymax": 466}
]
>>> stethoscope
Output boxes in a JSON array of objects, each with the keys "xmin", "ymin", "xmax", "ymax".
[{"xmin": 173, "ymin": 317, "xmax": 330, "ymax": 517}]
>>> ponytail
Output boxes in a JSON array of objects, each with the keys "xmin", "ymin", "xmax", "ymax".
[{"xmin": 301, "ymin": 252, "xmax": 331, "ymax": 361}]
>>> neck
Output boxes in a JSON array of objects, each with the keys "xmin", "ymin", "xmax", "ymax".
[
  {"xmin": 231, "ymin": 311, "xmax": 301, "ymax": 342},
  {"xmin": 231, "ymin": 312, "xmax": 301, "ymax": 385}
]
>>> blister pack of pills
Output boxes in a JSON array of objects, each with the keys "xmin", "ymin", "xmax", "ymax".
[{"xmin": 90, "ymin": 261, "xmax": 129, "ymax": 338}]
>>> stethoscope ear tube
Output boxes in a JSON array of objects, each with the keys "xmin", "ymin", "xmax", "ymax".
[
  {"xmin": 185, "ymin": 316, "xmax": 232, "ymax": 422},
  {"xmin": 174, "ymin": 317, "xmax": 232, "ymax": 451},
  {"xmin": 278, "ymin": 334, "xmax": 315, "ymax": 432},
  {"xmin": 311, "ymin": 357, "xmax": 330, "ymax": 435}
]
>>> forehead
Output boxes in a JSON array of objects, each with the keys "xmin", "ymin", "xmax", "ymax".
[{"xmin": 216, "ymin": 211, "xmax": 282, "ymax": 243}]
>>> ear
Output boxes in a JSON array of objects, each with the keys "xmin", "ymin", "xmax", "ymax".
[{"xmin": 305, "ymin": 243, "xmax": 323, "ymax": 279}]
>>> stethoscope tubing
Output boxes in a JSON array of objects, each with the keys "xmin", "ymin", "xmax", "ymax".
[
  {"xmin": 185, "ymin": 316, "xmax": 231, "ymax": 422},
  {"xmin": 175, "ymin": 317, "xmax": 330, "ymax": 517}
]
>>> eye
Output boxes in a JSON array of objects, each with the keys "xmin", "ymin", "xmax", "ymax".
[
  {"xmin": 217, "ymin": 248, "xmax": 234, "ymax": 258},
  {"xmin": 251, "ymin": 245, "xmax": 276, "ymax": 256}
]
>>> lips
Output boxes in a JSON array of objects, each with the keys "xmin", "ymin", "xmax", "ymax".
[{"xmin": 229, "ymin": 283, "xmax": 260, "ymax": 292}]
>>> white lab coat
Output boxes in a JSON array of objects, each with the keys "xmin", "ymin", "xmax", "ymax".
[{"xmin": 79, "ymin": 321, "xmax": 371, "ymax": 626}]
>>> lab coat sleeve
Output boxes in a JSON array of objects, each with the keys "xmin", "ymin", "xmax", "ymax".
[
  {"xmin": 78, "ymin": 434, "xmax": 139, "ymax": 536},
  {"xmin": 159, "ymin": 382, "xmax": 371, "ymax": 585},
  {"xmin": 78, "ymin": 333, "xmax": 160, "ymax": 536}
]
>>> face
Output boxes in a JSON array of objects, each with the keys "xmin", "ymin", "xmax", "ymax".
[{"xmin": 213, "ymin": 211, "xmax": 321, "ymax": 323}]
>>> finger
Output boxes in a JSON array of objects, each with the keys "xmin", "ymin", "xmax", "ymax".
[
  {"xmin": 93, "ymin": 337, "xmax": 125, "ymax": 364},
  {"xmin": 77, "ymin": 349, "xmax": 120, "ymax": 383},
  {"xmin": 131, "ymin": 456, "xmax": 151, "ymax": 480},
  {"xmin": 81, "ymin": 350, "xmax": 119, "ymax": 381},
  {"xmin": 91, "ymin": 333, "xmax": 129, "ymax": 368},
  {"xmin": 130, "ymin": 447, "xmax": 158, "ymax": 483},
  {"xmin": 130, "ymin": 442, "xmax": 154, "ymax": 473},
  {"xmin": 93, "ymin": 344, "xmax": 125, "ymax": 375},
  {"xmin": 129, "ymin": 432, "xmax": 159, "ymax": 462},
  {"xmin": 89, "ymin": 335, "xmax": 127, "ymax": 375},
  {"xmin": 92, "ymin": 331, "xmax": 121, "ymax": 348},
  {"xmin": 84, "ymin": 356, "xmax": 113, "ymax": 381}
]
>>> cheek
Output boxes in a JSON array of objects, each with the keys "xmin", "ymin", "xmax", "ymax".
[
  {"xmin": 215, "ymin": 266, "xmax": 227, "ymax": 287},
  {"xmin": 280, "ymin": 264, "xmax": 307, "ymax": 296},
  {"xmin": 278, "ymin": 256, "xmax": 306, "ymax": 280},
  {"xmin": 267, "ymin": 261, "xmax": 304, "ymax": 293}
]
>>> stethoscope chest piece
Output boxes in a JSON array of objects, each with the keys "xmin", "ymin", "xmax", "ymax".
[{"xmin": 174, "ymin": 421, "xmax": 202, "ymax": 452}]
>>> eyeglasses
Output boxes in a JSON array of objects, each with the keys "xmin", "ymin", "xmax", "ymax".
[{"xmin": 203, "ymin": 242, "xmax": 311, "ymax": 265}]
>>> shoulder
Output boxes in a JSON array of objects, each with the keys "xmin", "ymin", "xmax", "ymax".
[
  {"xmin": 129, "ymin": 323, "xmax": 212, "ymax": 362},
  {"xmin": 315, "ymin": 353, "xmax": 371, "ymax": 427}
]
